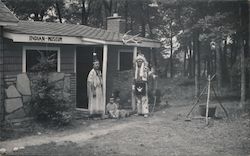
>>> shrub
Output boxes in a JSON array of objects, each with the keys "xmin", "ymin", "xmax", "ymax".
[
  {"xmin": 29, "ymin": 74, "xmax": 72, "ymax": 126},
  {"xmin": 28, "ymin": 51, "xmax": 72, "ymax": 126}
]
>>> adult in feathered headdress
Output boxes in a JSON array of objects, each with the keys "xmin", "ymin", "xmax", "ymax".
[
  {"xmin": 87, "ymin": 52, "xmax": 104, "ymax": 116},
  {"xmin": 133, "ymin": 52, "xmax": 152, "ymax": 117}
]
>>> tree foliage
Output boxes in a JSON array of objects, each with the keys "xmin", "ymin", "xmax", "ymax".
[{"xmin": 4, "ymin": 0, "xmax": 249, "ymax": 108}]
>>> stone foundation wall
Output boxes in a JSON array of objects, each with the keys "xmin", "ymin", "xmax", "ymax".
[{"xmin": 4, "ymin": 72, "xmax": 75, "ymax": 120}]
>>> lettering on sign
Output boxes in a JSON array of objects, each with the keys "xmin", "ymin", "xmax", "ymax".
[{"xmin": 29, "ymin": 36, "xmax": 62, "ymax": 42}]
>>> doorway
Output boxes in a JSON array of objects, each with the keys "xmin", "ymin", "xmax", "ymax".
[{"xmin": 76, "ymin": 46, "xmax": 102, "ymax": 109}]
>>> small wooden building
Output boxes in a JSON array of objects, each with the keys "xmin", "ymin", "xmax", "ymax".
[{"xmin": 0, "ymin": 2, "xmax": 160, "ymax": 120}]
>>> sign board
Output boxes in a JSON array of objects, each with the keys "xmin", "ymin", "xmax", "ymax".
[{"xmin": 29, "ymin": 35, "xmax": 62, "ymax": 43}]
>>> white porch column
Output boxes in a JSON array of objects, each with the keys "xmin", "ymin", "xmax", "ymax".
[
  {"xmin": 102, "ymin": 45, "xmax": 108, "ymax": 111},
  {"xmin": 132, "ymin": 46, "xmax": 138, "ymax": 111},
  {"xmin": 57, "ymin": 49, "xmax": 61, "ymax": 72},
  {"xmin": 22, "ymin": 48, "xmax": 26, "ymax": 73},
  {"xmin": 74, "ymin": 47, "xmax": 76, "ymax": 73}
]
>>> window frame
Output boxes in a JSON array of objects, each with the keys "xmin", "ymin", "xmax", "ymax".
[
  {"xmin": 117, "ymin": 49, "xmax": 133, "ymax": 71},
  {"xmin": 22, "ymin": 46, "xmax": 61, "ymax": 73}
]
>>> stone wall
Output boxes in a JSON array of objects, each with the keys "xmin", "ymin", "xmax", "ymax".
[{"xmin": 4, "ymin": 72, "xmax": 74, "ymax": 120}]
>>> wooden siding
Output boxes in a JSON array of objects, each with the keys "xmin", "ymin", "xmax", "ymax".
[
  {"xmin": 70, "ymin": 73, "xmax": 76, "ymax": 107},
  {"xmin": 3, "ymin": 38, "xmax": 22, "ymax": 75},
  {"xmin": 106, "ymin": 45, "xmax": 133, "ymax": 102},
  {"xmin": 60, "ymin": 45, "xmax": 75, "ymax": 73},
  {"xmin": 3, "ymin": 40, "xmax": 75, "ymax": 75},
  {"xmin": 106, "ymin": 46, "xmax": 152, "ymax": 108},
  {"xmin": 2, "ymin": 40, "xmax": 76, "ymax": 108}
]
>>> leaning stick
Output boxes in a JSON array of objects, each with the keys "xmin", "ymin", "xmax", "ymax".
[
  {"xmin": 211, "ymin": 86, "xmax": 229, "ymax": 118},
  {"xmin": 206, "ymin": 75, "xmax": 211, "ymax": 125},
  {"xmin": 186, "ymin": 85, "xmax": 207, "ymax": 118}
]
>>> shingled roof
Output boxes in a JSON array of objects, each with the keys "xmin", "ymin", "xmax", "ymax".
[
  {"xmin": 5, "ymin": 20, "xmax": 160, "ymax": 47},
  {"xmin": 0, "ymin": 1, "xmax": 18, "ymax": 25}
]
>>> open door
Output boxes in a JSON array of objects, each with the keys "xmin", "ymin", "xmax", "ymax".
[{"xmin": 76, "ymin": 46, "xmax": 102, "ymax": 109}]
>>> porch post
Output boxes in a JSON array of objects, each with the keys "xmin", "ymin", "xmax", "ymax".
[
  {"xmin": 102, "ymin": 45, "xmax": 108, "ymax": 112},
  {"xmin": 132, "ymin": 46, "xmax": 138, "ymax": 111},
  {"xmin": 74, "ymin": 47, "xmax": 76, "ymax": 73}
]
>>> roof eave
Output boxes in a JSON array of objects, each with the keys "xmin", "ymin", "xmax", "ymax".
[
  {"xmin": 82, "ymin": 37, "xmax": 161, "ymax": 48},
  {"xmin": 0, "ymin": 21, "xmax": 18, "ymax": 26},
  {"xmin": 3, "ymin": 31, "xmax": 161, "ymax": 48}
]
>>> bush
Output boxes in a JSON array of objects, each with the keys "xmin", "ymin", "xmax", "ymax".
[
  {"xmin": 28, "ymin": 52, "xmax": 72, "ymax": 126},
  {"xmin": 30, "ymin": 75, "xmax": 72, "ymax": 126}
]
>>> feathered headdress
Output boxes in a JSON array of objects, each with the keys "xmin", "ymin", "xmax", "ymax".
[{"xmin": 93, "ymin": 52, "xmax": 99, "ymax": 63}]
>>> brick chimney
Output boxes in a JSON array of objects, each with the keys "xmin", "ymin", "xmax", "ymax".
[{"xmin": 107, "ymin": 13, "xmax": 126, "ymax": 34}]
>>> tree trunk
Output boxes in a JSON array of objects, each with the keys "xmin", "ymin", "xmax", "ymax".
[
  {"xmin": 222, "ymin": 40, "xmax": 229, "ymax": 84},
  {"xmin": 55, "ymin": 2, "xmax": 62, "ymax": 23},
  {"xmin": 188, "ymin": 43, "xmax": 193, "ymax": 78},
  {"xmin": 130, "ymin": 17, "xmax": 133, "ymax": 32},
  {"xmin": 230, "ymin": 38, "xmax": 236, "ymax": 90},
  {"xmin": 194, "ymin": 32, "xmax": 200, "ymax": 97},
  {"xmin": 103, "ymin": 0, "xmax": 112, "ymax": 17},
  {"xmin": 183, "ymin": 46, "xmax": 187, "ymax": 76},
  {"xmin": 213, "ymin": 47, "xmax": 217, "ymax": 75},
  {"xmin": 81, "ymin": 0, "xmax": 88, "ymax": 25},
  {"xmin": 239, "ymin": 1, "xmax": 248, "ymax": 108},
  {"xmin": 240, "ymin": 37, "xmax": 246, "ymax": 108},
  {"xmin": 34, "ymin": 13, "xmax": 39, "ymax": 21},
  {"xmin": 202, "ymin": 59, "xmax": 207, "ymax": 77},
  {"xmin": 170, "ymin": 21, "xmax": 173, "ymax": 78},
  {"xmin": 187, "ymin": 46, "xmax": 191, "ymax": 77},
  {"xmin": 197, "ymin": 36, "xmax": 201, "ymax": 80},
  {"xmin": 246, "ymin": 38, "xmax": 249, "ymax": 101},
  {"xmin": 192, "ymin": 42, "xmax": 195, "ymax": 78},
  {"xmin": 216, "ymin": 42, "xmax": 222, "ymax": 95},
  {"xmin": 140, "ymin": 19, "xmax": 146, "ymax": 37},
  {"xmin": 124, "ymin": 0, "xmax": 128, "ymax": 32},
  {"xmin": 207, "ymin": 45, "xmax": 212, "ymax": 76}
]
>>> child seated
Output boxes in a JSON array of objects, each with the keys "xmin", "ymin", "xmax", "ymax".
[{"xmin": 106, "ymin": 96, "xmax": 119, "ymax": 119}]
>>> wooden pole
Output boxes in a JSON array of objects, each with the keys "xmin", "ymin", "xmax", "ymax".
[
  {"xmin": 132, "ymin": 47, "xmax": 138, "ymax": 111},
  {"xmin": 102, "ymin": 45, "xmax": 108, "ymax": 115},
  {"xmin": 206, "ymin": 75, "xmax": 211, "ymax": 125}
]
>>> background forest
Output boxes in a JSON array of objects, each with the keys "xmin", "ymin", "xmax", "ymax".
[{"xmin": 3, "ymin": 0, "xmax": 249, "ymax": 111}]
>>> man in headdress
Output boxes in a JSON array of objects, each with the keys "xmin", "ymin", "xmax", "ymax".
[
  {"xmin": 87, "ymin": 53, "xmax": 104, "ymax": 116},
  {"xmin": 133, "ymin": 52, "xmax": 154, "ymax": 117}
]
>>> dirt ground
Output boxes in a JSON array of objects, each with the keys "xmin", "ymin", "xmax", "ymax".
[
  {"xmin": 1, "ymin": 78, "xmax": 250, "ymax": 156},
  {"xmin": 1, "ymin": 103, "xmax": 250, "ymax": 156}
]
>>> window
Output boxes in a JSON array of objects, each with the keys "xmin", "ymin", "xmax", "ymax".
[
  {"xmin": 23, "ymin": 47, "xmax": 60, "ymax": 72},
  {"xmin": 118, "ymin": 51, "xmax": 133, "ymax": 71}
]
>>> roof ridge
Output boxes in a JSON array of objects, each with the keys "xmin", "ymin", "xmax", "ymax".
[
  {"xmin": 19, "ymin": 20, "xmax": 127, "ymax": 36},
  {"xmin": 6, "ymin": 20, "xmax": 160, "ymax": 44}
]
